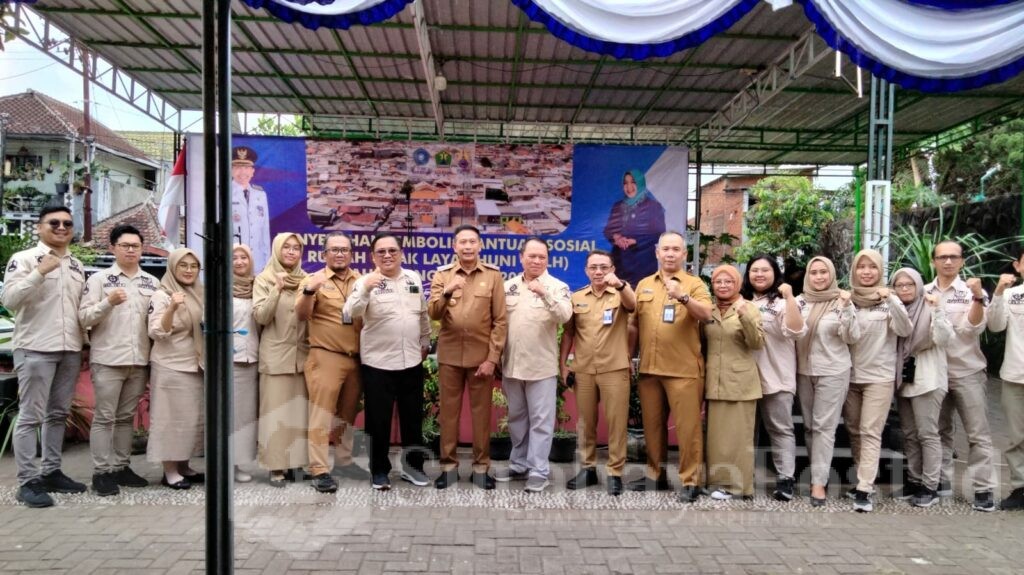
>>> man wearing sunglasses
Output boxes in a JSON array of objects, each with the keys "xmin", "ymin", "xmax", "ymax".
[
  {"xmin": 78, "ymin": 224, "xmax": 159, "ymax": 496},
  {"xmin": 344, "ymin": 234, "xmax": 431, "ymax": 490},
  {"xmin": 295, "ymin": 232, "xmax": 370, "ymax": 493},
  {"xmin": 2, "ymin": 206, "xmax": 88, "ymax": 507}
]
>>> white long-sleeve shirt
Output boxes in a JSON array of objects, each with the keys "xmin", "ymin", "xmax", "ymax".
[
  {"xmin": 850, "ymin": 294, "xmax": 913, "ymax": 384},
  {"xmin": 924, "ymin": 277, "xmax": 988, "ymax": 379},
  {"xmin": 796, "ymin": 296, "xmax": 861, "ymax": 377},
  {"xmin": 1, "ymin": 242, "xmax": 85, "ymax": 352},
  {"xmin": 752, "ymin": 294, "xmax": 805, "ymax": 395},
  {"xmin": 344, "ymin": 268, "xmax": 431, "ymax": 371},
  {"xmin": 989, "ymin": 285, "xmax": 1024, "ymax": 384}
]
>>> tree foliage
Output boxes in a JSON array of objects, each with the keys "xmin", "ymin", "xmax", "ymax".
[
  {"xmin": 250, "ymin": 115, "xmax": 305, "ymax": 137},
  {"xmin": 927, "ymin": 118, "xmax": 1024, "ymax": 203},
  {"xmin": 735, "ymin": 176, "xmax": 835, "ymax": 267}
]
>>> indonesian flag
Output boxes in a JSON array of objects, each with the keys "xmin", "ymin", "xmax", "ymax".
[{"xmin": 157, "ymin": 144, "xmax": 186, "ymax": 249}]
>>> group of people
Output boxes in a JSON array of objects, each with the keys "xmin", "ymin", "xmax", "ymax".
[{"xmin": 5, "ymin": 207, "xmax": 1024, "ymax": 514}]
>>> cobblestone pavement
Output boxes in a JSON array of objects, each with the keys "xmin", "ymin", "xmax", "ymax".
[{"xmin": 1, "ymin": 377, "xmax": 1022, "ymax": 574}]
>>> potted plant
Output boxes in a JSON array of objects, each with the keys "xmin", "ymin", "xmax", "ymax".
[
  {"xmin": 421, "ymin": 355, "xmax": 441, "ymax": 457},
  {"xmin": 55, "ymin": 160, "xmax": 72, "ymax": 198},
  {"xmin": 548, "ymin": 374, "xmax": 577, "ymax": 463},
  {"xmin": 132, "ymin": 387, "xmax": 151, "ymax": 455},
  {"xmin": 626, "ymin": 365, "xmax": 647, "ymax": 463},
  {"xmin": 489, "ymin": 387, "xmax": 512, "ymax": 460}
]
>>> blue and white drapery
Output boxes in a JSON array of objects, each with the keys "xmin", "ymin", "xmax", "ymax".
[
  {"xmin": 238, "ymin": 0, "xmax": 412, "ymax": 30},
  {"xmin": 238, "ymin": 0, "xmax": 1024, "ymax": 92}
]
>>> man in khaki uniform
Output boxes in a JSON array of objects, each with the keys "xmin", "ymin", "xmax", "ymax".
[
  {"xmin": 79, "ymin": 224, "xmax": 158, "ymax": 496},
  {"xmin": 2, "ymin": 206, "xmax": 88, "ymax": 507},
  {"xmin": 295, "ymin": 232, "xmax": 369, "ymax": 493},
  {"xmin": 428, "ymin": 224, "xmax": 508, "ymax": 489},
  {"xmin": 628, "ymin": 231, "xmax": 712, "ymax": 502},
  {"xmin": 560, "ymin": 249, "xmax": 636, "ymax": 496},
  {"xmin": 497, "ymin": 238, "xmax": 572, "ymax": 493}
]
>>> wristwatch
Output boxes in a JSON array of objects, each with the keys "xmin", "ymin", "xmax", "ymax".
[
  {"xmin": 973, "ymin": 295, "xmax": 987, "ymax": 306},
  {"xmin": 677, "ymin": 293, "xmax": 690, "ymax": 305},
  {"xmin": 614, "ymin": 281, "xmax": 629, "ymax": 291},
  {"xmin": 302, "ymin": 287, "xmax": 317, "ymax": 296}
]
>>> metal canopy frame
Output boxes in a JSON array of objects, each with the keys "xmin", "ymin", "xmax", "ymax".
[{"xmin": 4, "ymin": 0, "xmax": 1024, "ymax": 166}]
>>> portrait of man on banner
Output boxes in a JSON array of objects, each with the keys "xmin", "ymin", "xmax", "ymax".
[{"xmin": 231, "ymin": 145, "xmax": 272, "ymax": 269}]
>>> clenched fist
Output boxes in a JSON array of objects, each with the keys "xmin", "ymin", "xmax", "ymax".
[
  {"xmin": 37, "ymin": 253, "xmax": 61, "ymax": 276},
  {"xmin": 306, "ymin": 271, "xmax": 327, "ymax": 293},
  {"xmin": 444, "ymin": 274, "xmax": 466, "ymax": 296},
  {"xmin": 107, "ymin": 288, "xmax": 128, "ymax": 306},
  {"xmin": 362, "ymin": 269, "xmax": 384, "ymax": 293},
  {"xmin": 995, "ymin": 273, "xmax": 1017, "ymax": 296},
  {"xmin": 924, "ymin": 293, "xmax": 939, "ymax": 307},
  {"xmin": 604, "ymin": 271, "xmax": 624, "ymax": 289},
  {"xmin": 274, "ymin": 272, "xmax": 288, "ymax": 290},
  {"xmin": 527, "ymin": 278, "xmax": 547, "ymax": 297},
  {"xmin": 966, "ymin": 277, "xmax": 984, "ymax": 298},
  {"xmin": 778, "ymin": 283, "xmax": 793, "ymax": 299},
  {"xmin": 170, "ymin": 291, "xmax": 186, "ymax": 309},
  {"xmin": 877, "ymin": 288, "xmax": 891, "ymax": 300},
  {"xmin": 838, "ymin": 289, "xmax": 851, "ymax": 305}
]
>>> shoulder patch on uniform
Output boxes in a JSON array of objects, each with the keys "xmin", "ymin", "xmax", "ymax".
[
  {"xmin": 480, "ymin": 261, "xmax": 501, "ymax": 271},
  {"xmin": 6, "ymin": 260, "xmax": 15, "ymax": 272},
  {"xmin": 437, "ymin": 261, "xmax": 458, "ymax": 271}
]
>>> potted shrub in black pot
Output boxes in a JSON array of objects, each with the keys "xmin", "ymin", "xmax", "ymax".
[
  {"xmin": 548, "ymin": 374, "xmax": 577, "ymax": 463},
  {"xmin": 489, "ymin": 387, "xmax": 512, "ymax": 460},
  {"xmin": 421, "ymin": 355, "xmax": 441, "ymax": 457}
]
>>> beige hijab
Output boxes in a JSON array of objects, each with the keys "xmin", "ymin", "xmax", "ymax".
[
  {"xmin": 232, "ymin": 244, "xmax": 255, "ymax": 299},
  {"xmin": 797, "ymin": 256, "xmax": 840, "ymax": 359},
  {"xmin": 712, "ymin": 264, "xmax": 743, "ymax": 313},
  {"xmin": 161, "ymin": 248, "xmax": 205, "ymax": 367},
  {"xmin": 850, "ymin": 249, "xmax": 886, "ymax": 308},
  {"xmin": 257, "ymin": 233, "xmax": 307, "ymax": 291},
  {"xmin": 892, "ymin": 268, "xmax": 933, "ymax": 388}
]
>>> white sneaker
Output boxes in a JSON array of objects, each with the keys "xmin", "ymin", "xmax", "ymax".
[
  {"xmin": 524, "ymin": 476, "xmax": 549, "ymax": 492},
  {"xmin": 710, "ymin": 489, "xmax": 732, "ymax": 501},
  {"xmin": 235, "ymin": 468, "xmax": 252, "ymax": 483}
]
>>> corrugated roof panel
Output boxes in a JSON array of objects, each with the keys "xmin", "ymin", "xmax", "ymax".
[{"xmin": 367, "ymin": 81, "xmax": 427, "ymax": 103}]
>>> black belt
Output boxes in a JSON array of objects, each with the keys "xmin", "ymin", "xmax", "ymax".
[{"xmin": 311, "ymin": 346, "xmax": 359, "ymax": 359}]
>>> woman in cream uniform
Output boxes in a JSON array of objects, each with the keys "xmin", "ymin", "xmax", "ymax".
[
  {"xmin": 232, "ymin": 244, "xmax": 260, "ymax": 483},
  {"xmin": 147, "ymin": 248, "xmax": 206, "ymax": 489},
  {"xmin": 253, "ymin": 233, "xmax": 310, "ymax": 486}
]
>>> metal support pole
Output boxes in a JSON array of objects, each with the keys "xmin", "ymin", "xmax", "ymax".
[
  {"xmin": 203, "ymin": 0, "xmax": 234, "ymax": 573},
  {"xmin": 864, "ymin": 76, "xmax": 895, "ymax": 257},
  {"xmin": 82, "ymin": 45, "xmax": 93, "ymax": 242},
  {"xmin": 0, "ymin": 112, "xmax": 9, "ymax": 220},
  {"xmin": 693, "ymin": 145, "xmax": 703, "ymax": 274}
]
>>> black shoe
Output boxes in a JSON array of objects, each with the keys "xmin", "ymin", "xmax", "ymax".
[
  {"xmin": 182, "ymin": 472, "xmax": 205, "ymax": 484},
  {"xmin": 372, "ymin": 473, "xmax": 392, "ymax": 491},
  {"xmin": 676, "ymin": 485, "xmax": 700, "ymax": 503},
  {"xmin": 1001, "ymin": 487, "xmax": 1024, "ymax": 511},
  {"xmin": 626, "ymin": 473, "xmax": 670, "ymax": 492},
  {"xmin": 112, "ymin": 466, "xmax": 149, "ymax": 488},
  {"xmin": 16, "ymin": 479, "xmax": 55, "ymax": 508},
  {"xmin": 160, "ymin": 475, "xmax": 191, "ymax": 490},
  {"xmin": 92, "ymin": 472, "xmax": 120, "ymax": 497},
  {"xmin": 335, "ymin": 464, "xmax": 371, "ymax": 481},
  {"xmin": 911, "ymin": 487, "xmax": 939, "ymax": 508},
  {"xmin": 283, "ymin": 469, "xmax": 313, "ymax": 482},
  {"xmin": 566, "ymin": 468, "xmax": 599, "ymax": 490},
  {"xmin": 810, "ymin": 496, "xmax": 826, "ymax": 507},
  {"xmin": 772, "ymin": 476, "xmax": 794, "ymax": 501},
  {"xmin": 973, "ymin": 490, "xmax": 995, "ymax": 512},
  {"xmin": 893, "ymin": 481, "xmax": 922, "ymax": 500},
  {"xmin": 312, "ymin": 473, "xmax": 338, "ymax": 493},
  {"xmin": 434, "ymin": 470, "xmax": 457, "ymax": 490},
  {"xmin": 853, "ymin": 489, "xmax": 873, "ymax": 513},
  {"xmin": 471, "ymin": 472, "xmax": 496, "ymax": 490},
  {"xmin": 269, "ymin": 472, "xmax": 287, "ymax": 488},
  {"xmin": 607, "ymin": 476, "xmax": 623, "ymax": 496},
  {"xmin": 937, "ymin": 480, "xmax": 953, "ymax": 497},
  {"xmin": 41, "ymin": 470, "xmax": 86, "ymax": 494}
]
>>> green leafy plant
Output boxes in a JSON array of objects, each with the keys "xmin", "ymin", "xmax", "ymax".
[
  {"xmin": 553, "ymin": 374, "xmax": 575, "ymax": 439},
  {"xmin": 491, "ymin": 387, "xmax": 510, "ymax": 438},
  {"xmin": 735, "ymin": 176, "xmax": 836, "ymax": 267},
  {"xmin": 421, "ymin": 355, "xmax": 440, "ymax": 442}
]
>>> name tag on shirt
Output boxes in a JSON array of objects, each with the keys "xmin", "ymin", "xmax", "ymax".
[
  {"xmin": 603, "ymin": 308, "xmax": 614, "ymax": 325},
  {"xmin": 342, "ymin": 311, "xmax": 353, "ymax": 325},
  {"xmin": 662, "ymin": 304, "xmax": 675, "ymax": 323}
]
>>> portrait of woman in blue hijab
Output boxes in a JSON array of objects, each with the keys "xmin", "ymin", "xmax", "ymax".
[{"xmin": 602, "ymin": 169, "xmax": 667, "ymax": 286}]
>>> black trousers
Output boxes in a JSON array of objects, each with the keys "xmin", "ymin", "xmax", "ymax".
[{"xmin": 361, "ymin": 363, "xmax": 425, "ymax": 475}]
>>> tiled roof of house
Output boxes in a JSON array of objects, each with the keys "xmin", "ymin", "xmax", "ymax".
[
  {"xmin": 91, "ymin": 201, "xmax": 170, "ymax": 256},
  {"xmin": 117, "ymin": 131, "xmax": 177, "ymax": 164},
  {"xmin": 0, "ymin": 90, "xmax": 153, "ymax": 163}
]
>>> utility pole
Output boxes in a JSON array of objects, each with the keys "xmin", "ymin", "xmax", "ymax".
[{"xmin": 0, "ymin": 112, "xmax": 10, "ymax": 221}]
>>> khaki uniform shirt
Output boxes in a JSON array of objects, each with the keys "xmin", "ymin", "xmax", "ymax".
[
  {"xmin": 850, "ymin": 294, "xmax": 913, "ymax": 384},
  {"xmin": 632, "ymin": 271, "xmax": 711, "ymax": 378},
  {"xmin": 752, "ymin": 294, "xmax": 805, "ymax": 395},
  {"xmin": 796, "ymin": 296, "xmax": 861, "ymax": 377},
  {"xmin": 428, "ymin": 261, "xmax": 507, "ymax": 368},
  {"xmin": 1, "ymin": 242, "xmax": 85, "ymax": 352},
  {"xmin": 298, "ymin": 267, "xmax": 361, "ymax": 357},
  {"xmin": 79, "ymin": 264, "xmax": 159, "ymax": 366},
  {"xmin": 568, "ymin": 285, "xmax": 632, "ymax": 375},
  {"xmin": 502, "ymin": 271, "xmax": 572, "ymax": 380},
  {"xmin": 344, "ymin": 268, "xmax": 430, "ymax": 371},
  {"xmin": 148, "ymin": 290, "xmax": 200, "ymax": 373},
  {"xmin": 704, "ymin": 304, "xmax": 764, "ymax": 401},
  {"xmin": 988, "ymin": 286, "xmax": 1024, "ymax": 384},
  {"xmin": 232, "ymin": 297, "xmax": 259, "ymax": 364},
  {"xmin": 924, "ymin": 277, "xmax": 988, "ymax": 379},
  {"xmin": 253, "ymin": 275, "xmax": 309, "ymax": 375}
]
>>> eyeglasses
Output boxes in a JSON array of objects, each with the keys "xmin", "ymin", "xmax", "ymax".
[
  {"xmin": 934, "ymin": 255, "xmax": 962, "ymax": 263},
  {"xmin": 374, "ymin": 248, "xmax": 400, "ymax": 256},
  {"xmin": 176, "ymin": 263, "xmax": 201, "ymax": 271},
  {"xmin": 586, "ymin": 264, "xmax": 612, "ymax": 271},
  {"xmin": 326, "ymin": 247, "xmax": 352, "ymax": 255},
  {"xmin": 46, "ymin": 219, "xmax": 74, "ymax": 230},
  {"xmin": 116, "ymin": 243, "xmax": 142, "ymax": 252},
  {"xmin": 281, "ymin": 244, "xmax": 303, "ymax": 253},
  {"xmin": 893, "ymin": 282, "xmax": 916, "ymax": 290},
  {"xmin": 712, "ymin": 279, "xmax": 736, "ymax": 286}
]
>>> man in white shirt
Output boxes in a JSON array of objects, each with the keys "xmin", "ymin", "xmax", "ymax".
[
  {"xmin": 495, "ymin": 238, "xmax": 572, "ymax": 493},
  {"xmin": 988, "ymin": 247, "xmax": 1024, "ymax": 510},
  {"xmin": 343, "ymin": 234, "xmax": 431, "ymax": 490},
  {"xmin": 2, "ymin": 206, "xmax": 88, "ymax": 507},
  {"xmin": 924, "ymin": 240, "xmax": 996, "ymax": 512},
  {"xmin": 230, "ymin": 146, "xmax": 271, "ymax": 269}
]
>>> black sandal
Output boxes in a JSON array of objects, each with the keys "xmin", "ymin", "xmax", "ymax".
[{"xmin": 161, "ymin": 476, "xmax": 192, "ymax": 490}]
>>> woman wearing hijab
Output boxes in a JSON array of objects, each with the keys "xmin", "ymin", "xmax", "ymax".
[
  {"xmin": 740, "ymin": 254, "xmax": 805, "ymax": 502},
  {"xmin": 796, "ymin": 256, "xmax": 860, "ymax": 506},
  {"xmin": 602, "ymin": 169, "xmax": 666, "ymax": 287},
  {"xmin": 844, "ymin": 249, "xmax": 912, "ymax": 512},
  {"xmin": 892, "ymin": 267, "xmax": 952, "ymax": 508},
  {"xmin": 147, "ymin": 248, "xmax": 205, "ymax": 489},
  {"xmin": 232, "ymin": 244, "xmax": 260, "ymax": 483},
  {"xmin": 253, "ymin": 233, "xmax": 310, "ymax": 487},
  {"xmin": 704, "ymin": 264, "xmax": 765, "ymax": 500}
]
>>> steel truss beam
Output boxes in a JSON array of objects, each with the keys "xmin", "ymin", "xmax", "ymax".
[
  {"xmin": 411, "ymin": 0, "xmax": 445, "ymax": 138},
  {"xmin": 2, "ymin": 3, "xmax": 182, "ymax": 131},
  {"xmin": 695, "ymin": 27, "xmax": 832, "ymax": 147}
]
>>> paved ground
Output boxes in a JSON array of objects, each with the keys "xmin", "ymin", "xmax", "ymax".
[{"xmin": 1, "ymin": 378, "xmax": 1023, "ymax": 574}]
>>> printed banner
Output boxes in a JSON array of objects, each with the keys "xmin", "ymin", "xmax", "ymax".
[{"xmin": 185, "ymin": 135, "xmax": 688, "ymax": 290}]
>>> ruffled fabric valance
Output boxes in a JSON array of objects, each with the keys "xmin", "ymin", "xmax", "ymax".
[{"xmin": 238, "ymin": 0, "xmax": 412, "ymax": 30}]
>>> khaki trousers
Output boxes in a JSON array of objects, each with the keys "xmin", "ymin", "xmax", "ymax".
[
  {"xmin": 939, "ymin": 369, "xmax": 996, "ymax": 492},
  {"xmin": 438, "ymin": 364, "xmax": 493, "ymax": 473},
  {"xmin": 706, "ymin": 399, "xmax": 757, "ymax": 496},
  {"xmin": 638, "ymin": 375, "xmax": 703, "ymax": 486},
  {"xmin": 304, "ymin": 347, "xmax": 362, "ymax": 475},
  {"xmin": 844, "ymin": 382, "xmax": 894, "ymax": 493},
  {"xmin": 574, "ymin": 369, "xmax": 629, "ymax": 476},
  {"xmin": 898, "ymin": 388, "xmax": 946, "ymax": 490},
  {"xmin": 1003, "ymin": 380, "xmax": 1024, "ymax": 490},
  {"xmin": 759, "ymin": 391, "xmax": 796, "ymax": 479},
  {"xmin": 797, "ymin": 373, "xmax": 849, "ymax": 486},
  {"xmin": 89, "ymin": 363, "xmax": 148, "ymax": 474}
]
